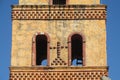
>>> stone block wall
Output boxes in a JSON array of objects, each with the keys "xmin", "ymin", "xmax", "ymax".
[{"xmin": 11, "ymin": 20, "xmax": 107, "ymax": 66}]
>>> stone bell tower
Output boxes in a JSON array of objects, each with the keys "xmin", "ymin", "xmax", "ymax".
[{"xmin": 10, "ymin": 0, "xmax": 109, "ymax": 80}]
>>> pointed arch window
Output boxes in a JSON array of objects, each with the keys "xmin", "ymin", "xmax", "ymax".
[
  {"xmin": 68, "ymin": 33, "xmax": 85, "ymax": 66},
  {"xmin": 32, "ymin": 33, "xmax": 50, "ymax": 66}
]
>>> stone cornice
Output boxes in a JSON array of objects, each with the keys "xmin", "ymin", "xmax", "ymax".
[{"xmin": 10, "ymin": 66, "xmax": 108, "ymax": 71}]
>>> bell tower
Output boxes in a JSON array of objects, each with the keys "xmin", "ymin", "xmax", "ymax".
[{"xmin": 10, "ymin": 0, "xmax": 109, "ymax": 80}]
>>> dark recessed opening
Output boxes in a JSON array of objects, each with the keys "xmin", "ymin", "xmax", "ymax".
[
  {"xmin": 36, "ymin": 35, "xmax": 47, "ymax": 66},
  {"xmin": 53, "ymin": 0, "xmax": 66, "ymax": 5},
  {"xmin": 71, "ymin": 34, "xmax": 83, "ymax": 66}
]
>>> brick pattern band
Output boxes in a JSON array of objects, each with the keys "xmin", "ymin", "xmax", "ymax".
[
  {"xmin": 10, "ymin": 67, "xmax": 108, "ymax": 80},
  {"xmin": 12, "ymin": 5, "xmax": 107, "ymax": 20}
]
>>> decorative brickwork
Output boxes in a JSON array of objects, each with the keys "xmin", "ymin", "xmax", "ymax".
[
  {"xmin": 12, "ymin": 5, "xmax": 106, "ymax": 20},
  {"xmin": 10, "ymin": 71, "xmax": 107, "ymax": 80},
  {"xmin": 10, "ymin": 67, "xmax": 108, "ymax": 80},
  {"xmin": 51, "ymin": 57, "xmax": 67, "ymax": 66},
  {"xmin": 51, "ymin": 42, "xmax": 67, "ymax": 66}
]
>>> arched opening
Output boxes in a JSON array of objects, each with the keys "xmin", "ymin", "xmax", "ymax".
[
  {"xmin": 53, "ymin": 0, "xmax": 66, "ymax": 5},
  {"xmin": 36, "ymin": 35, "xmax": 47, "ymax": 66},
  {"xmin": 71, "ymin": 34, "xmax": 83, "ymax": 66}
]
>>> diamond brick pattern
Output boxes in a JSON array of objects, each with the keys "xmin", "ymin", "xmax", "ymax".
[
  {"xmin": 51, "ymin": 57, "xmax": 67, "ymax": 66},
  {"xmin": 10, "ymin": 70, "xmax": 108, "ymax": 80},
  {"xmin": 12, "ymin": 5, "xmax": 106, "ymax": 20}
]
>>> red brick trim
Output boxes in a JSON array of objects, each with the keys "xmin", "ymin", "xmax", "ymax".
[
  {"xmin": 32, "ymin": 32, "xmax": 50, "ymax": 66},
  {"xmin": 49, "ymin": 0, "xmax": 52, "ymax": 5},
  {"xmin": 68, "ymin": 32, "xmax": 86, "ymax": 66}
]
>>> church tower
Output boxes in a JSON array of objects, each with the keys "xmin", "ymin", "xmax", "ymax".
[{"xmin": 10, "ymin": 0, "xmax": 108, "ymax": 80}]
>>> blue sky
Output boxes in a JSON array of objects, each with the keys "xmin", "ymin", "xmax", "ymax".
[{"xmin": 0, "ymin": 0, "xmax": 119, "ymax": 80}]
